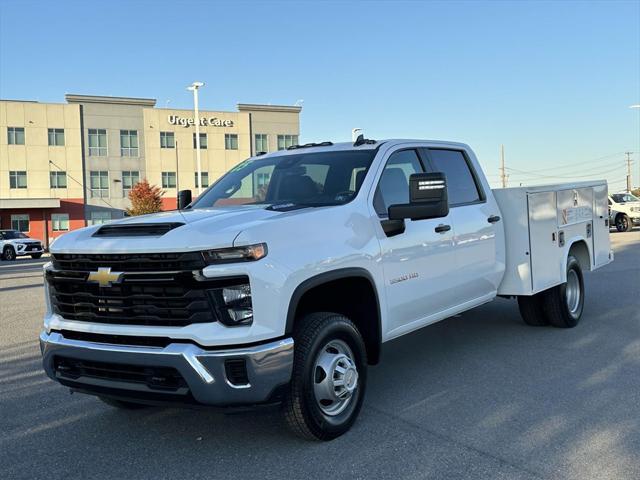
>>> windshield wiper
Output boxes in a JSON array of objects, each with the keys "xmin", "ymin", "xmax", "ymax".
[{"xmin": 266, "ymin": 202, "xmax": 341, "ymax": 212}]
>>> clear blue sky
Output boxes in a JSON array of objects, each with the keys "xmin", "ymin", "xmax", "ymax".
[{"xmin": 1, "ymin": 0, "xmax": 639, "ymax": 189}]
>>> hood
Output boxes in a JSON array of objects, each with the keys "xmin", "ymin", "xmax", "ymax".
[
  {"xmin": 8, "ymin": 238, "xmax": 41, "ymax": 244},
  {"xmin": 50, "ymin": 206, "xmax": 303, "ymax": 254}
]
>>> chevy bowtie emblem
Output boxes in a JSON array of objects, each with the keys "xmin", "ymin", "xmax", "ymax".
[{"xmin": 87, "ymin": 267, "xmax": 124, "ymax": 288}]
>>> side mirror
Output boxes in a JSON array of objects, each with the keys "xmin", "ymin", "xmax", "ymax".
[
  {"xmin": 388, "ymin": 172, "xmax": 449, "ymax": 221},
  {"xmin": 177, "ymin": 189, "xmax": 192, "ymax": 210}
]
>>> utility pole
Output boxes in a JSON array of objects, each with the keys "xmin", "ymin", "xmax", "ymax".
[
  {"xmin": 625, "ymin": 152, "xmax": 633, "ymax": 192},
  {"xmin": 500, "ymin": 144, "xmax": 507, "ymax": 188}
]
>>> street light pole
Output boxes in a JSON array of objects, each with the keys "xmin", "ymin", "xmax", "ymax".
[
  {"xmin": 631, "ymin": 106, "xmax": 640, "ymax": 190},
  {"xmin": 188, "ymin": 81, "xmax": 205, "ymax": 195}
]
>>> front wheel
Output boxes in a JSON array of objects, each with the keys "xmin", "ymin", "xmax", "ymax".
[
  {"xmin": 542, "ymin": 255, "xmax": 584, "ymax": 328},
  {"xmin": 615, "ymin": 214, "xmax": 632, "ymax": 232},
  {"xmin": 2, "ymin": 246, "xmax": 16, "ymax": 261},
  {"xmin": 283, "ymin": 312, "xmax": 367, "ymax": 441}
]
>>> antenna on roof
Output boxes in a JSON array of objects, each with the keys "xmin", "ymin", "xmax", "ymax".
[{"xmin": 352, "ymin": 128, "xmax": 376, "ymax": 147}]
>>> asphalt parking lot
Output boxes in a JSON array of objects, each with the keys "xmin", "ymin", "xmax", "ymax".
[{"xmin": 1, "ymin": 231, "xmax": 639, "ymax": 480}]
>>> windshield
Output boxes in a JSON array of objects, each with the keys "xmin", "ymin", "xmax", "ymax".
[
  {"xmin": 1, "ymin": 230, "xmax": 28, "ymax": 239},
  {"xmin": 611, "ymin": 193, "xmax": 639, "ymax": 203},
  {"xmin": 191, "ymin": 150, "xmax": 377, "ymax": 209}
]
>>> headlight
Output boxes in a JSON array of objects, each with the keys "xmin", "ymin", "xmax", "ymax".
[
  {"xmin": 207, "ymin": 283, "xmax": 253, "ymax": 326},
  {"xmin": 202, "ymin": 243, "xmax": 267, "ymax": 264}
]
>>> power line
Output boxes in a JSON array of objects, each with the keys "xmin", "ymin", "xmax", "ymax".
[
  {"xmin": 505, "ymin": 164, "xmax": 622, "ymax": 179},
  {"xmin": 506, "ymin": 160, "xmax": 622, "ymax": 178},
  {"xmin": 49, "ymin": 160, "xmax": 116, "ymax": 210},
  {"xmin": 508, "ymin": 151, "xmax": 626, "ymax": 173}
]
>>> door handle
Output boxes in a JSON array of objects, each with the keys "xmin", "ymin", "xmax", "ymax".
[
  {"xmin": 435, "ymin": 224, "xmax": 451, "ymax": 233},
  {"xmin": 487, "ymin": 215, "xmax": 501, "ymax": 224}
]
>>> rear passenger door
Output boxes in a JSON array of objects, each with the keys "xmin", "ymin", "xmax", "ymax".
[{"xmin": 424, "ymin": 148, "xmax": 501, "ymax": 304}]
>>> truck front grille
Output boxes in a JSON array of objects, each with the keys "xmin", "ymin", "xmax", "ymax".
[
  {"xmin": 51, "ymin": 252, "xmax": 205, "ymax": 272},
  {"xmin": 46, "ymin": 265, "xmax": 248, "ymax": 327}
]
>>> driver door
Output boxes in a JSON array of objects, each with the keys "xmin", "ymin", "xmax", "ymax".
[{"xmin": 374, "ymin": 148, "xmax": 459, "ymax": 337}]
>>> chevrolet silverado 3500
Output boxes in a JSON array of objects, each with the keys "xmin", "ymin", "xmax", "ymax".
[{"xmin": 40, "ymin": 138, "xmax": 612, "ymax": 440}]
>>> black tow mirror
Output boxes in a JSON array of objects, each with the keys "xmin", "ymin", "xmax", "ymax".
[
  {"xmin": 177, "ymin": 189, "xmax": 192, "ymax": 210},
  {"xmin": 388, "ymin": 172, "xmax": 449, "ymax": 221}
]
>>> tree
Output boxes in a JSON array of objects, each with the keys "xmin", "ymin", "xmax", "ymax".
[{"xmin": 126, "ymin": 179, "xmax": 164, "ymax": 216}]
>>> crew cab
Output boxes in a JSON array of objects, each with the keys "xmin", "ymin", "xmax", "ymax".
[
  {"xmin": 39, "ymin": 138, "xmax": 612, "ymax": 440},
  {"xmin": 0, "ymin": 230, "xmax": 44, "ymax": 260},
  {"xmin": 608, "ymin": 192, "xmax": 640, "ymax": 232}
]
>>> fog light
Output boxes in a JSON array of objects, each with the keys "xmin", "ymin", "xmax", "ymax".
[{"xmin": 208, "ymin": 283, "xmax": 253, "ymax": 326}]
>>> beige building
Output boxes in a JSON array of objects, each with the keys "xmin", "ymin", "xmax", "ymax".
[{"xmin": 0, "ymin": 94, "xmax": 302, "ymax": 244}]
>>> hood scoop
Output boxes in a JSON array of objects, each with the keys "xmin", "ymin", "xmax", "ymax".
[{"xmin": 92, "ymin": 222, "xmax": 185, "ymax": 237}]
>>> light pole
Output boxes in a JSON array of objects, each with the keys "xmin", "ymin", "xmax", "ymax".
[
  {"xmin": 188, "ymin": 81, "xmax": 205, "ymax": 195},
  {"xmin": 631, "ymin": 105, "xmax": 640, "ymax": 190}
]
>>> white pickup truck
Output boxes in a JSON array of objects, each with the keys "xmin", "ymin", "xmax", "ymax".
[
  {"xmin": 40, "ymin": 138, "xmax": 612, "ymax": 440},
  {"xmin": 608, "ymin": 192, "xmax": 640, "ymax": 232}
]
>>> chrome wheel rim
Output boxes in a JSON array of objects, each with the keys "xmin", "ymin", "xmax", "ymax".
[
  {"xmin": 566, "ymin": 269, "xmax": 581, "ymax": 315},
  {"xmin": 312, "ymin": 339, "xmax": 358, "ymax": 416}
]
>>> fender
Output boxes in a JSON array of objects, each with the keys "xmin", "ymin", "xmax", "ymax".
[
  {"xmin": 561, "ymin": 237, "xmax": 592, "ymax": 281},
  {"xmin": 284, "ymin": 267, "xmax": 382, "ymax": 362}
]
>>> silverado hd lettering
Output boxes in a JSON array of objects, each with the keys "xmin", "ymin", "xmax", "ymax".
[{"xmin": 40, "ymin": 138, "xmax": 612, "ymax": 440}]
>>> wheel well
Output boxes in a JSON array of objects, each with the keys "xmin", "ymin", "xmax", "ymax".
[
  {"xmin": 569, "ymin": 241, "xmax": 590, "ymax": 271},
  {"xmin": 288, "ymin": 273, "xmax": 381, "ymax": 365},
  {"xmin": 615, "ymin": 212, "xmax": 628, "ymax": 220}
]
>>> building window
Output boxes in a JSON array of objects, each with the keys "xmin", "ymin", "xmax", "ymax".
[
  {"xmin": 225, "ymin": 134, "xmax": 238, "ymax": 150},
  {"xmin": 11, "ymin": 214, "xmax": 29, "ymax": 232},
  {"xmin": 192, "ymin": 132, "xmax": 207, "ymax": 149},
  {"xmin": 48, "ymin": 128, "xmax": 65, "ymax": 146},
  {"xmin": 90, "ymin": 171, "xmax": 109, "ymax": 198},
  {"xmin": 88, "ymin": 129, "xmax": 107, "ymax": 156},
  {"xmin": 50, "ymin": 171, "xmax": 67, "ymax": 189},
  {"xmin": 255, "ymin": 134, "xmax": 268, "ymax": 153},
  {"xmin": 194, "ymin": 172, "xmax": 209, "ymax": 188},
  {"xmin": 277, "ymin": 134, "xmax": 298, "ymax": 150},
  {"xmin": 89, "ymin": 211, "xmax": 112, "ymax": 225},
  {"xmin": 122, "ymin": 171, "xmax": 140, "ymax": 197},
  {"xmin": 51, "ymin": 213, "xmax": 69, "ymax": 232},
  {"xmin": 120, "ymin": 130, "xmax": 139, "ymax": 156},
  {"xmin": 7, "ymin": 127, "xmax": 25, "ymax": 145},
  {"xmin": 160, "ymin": 131, "xmax": 175, "ymax": 148},
  {"xmin": 9, "ymin": 171, "xmax": 27, "ymax": 189},
  {"xmin": 162, "ymin": 171, "xmax": 176, "ymax": 189}
]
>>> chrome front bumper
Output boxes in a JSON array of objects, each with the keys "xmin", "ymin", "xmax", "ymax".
[{"xmin": 40, "ymin": 331, "xmax": 294, "ymax": 406}]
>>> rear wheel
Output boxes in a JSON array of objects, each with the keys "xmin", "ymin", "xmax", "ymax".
[
  {"xmin": 543, "ymin": 255, "xmax": 584, "ymax": 328},
  {"xmin": 283, "ymin": 312, "xmax": 367, "ymax": 441},
  {"xmin": 2, "ymin": 246, "xmax": 16, "ymax": 261},
  {"xmin": 517, "ymin": 293, "xmax": 549, "ymax": 326},
  {"xmin": 615, "ymin": 213, "xmax": 632, "ymax": 232},
  {"xmin": 98, "ymin": 396, "xmax": 150, "ymax": 410}
]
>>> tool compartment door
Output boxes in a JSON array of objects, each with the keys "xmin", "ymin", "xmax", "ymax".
[
  {"xmin": 592, "ymin": 184, "xmax": 612, "ymax": 267},
  {"xmin": 528, "ymin": 191, "xmax": 562, "ymax": 293}
]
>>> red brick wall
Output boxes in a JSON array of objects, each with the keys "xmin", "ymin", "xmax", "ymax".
[{"xmin": 0, "ymin": 199, "xmax": 85, "ymax": 248}]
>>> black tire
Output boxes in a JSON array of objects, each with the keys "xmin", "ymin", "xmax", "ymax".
[
  {"xmin": 98, "ymin": 396, "xmax": 149, "ymax": 410},
  {"xmin": 615, "ymin": 213, "xmax": 633, "ymax": 232},
  {"xmin": 542, "ymin": 255, "xmax": 584, "ymax": 328},
  {"xmin": 31, "ymin": 253, "xmax": 43, "ymax": 259},
  {"xmin": 517, "ymin": 293, "xmax": 549, "ymax": 326},
  {"xmin": 283, "ymin": 312, "xmax": 367, "ymax": 441},
  {"xmin": 2, "ymin": 246, "xmax": 16, "ymax": 261}
]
